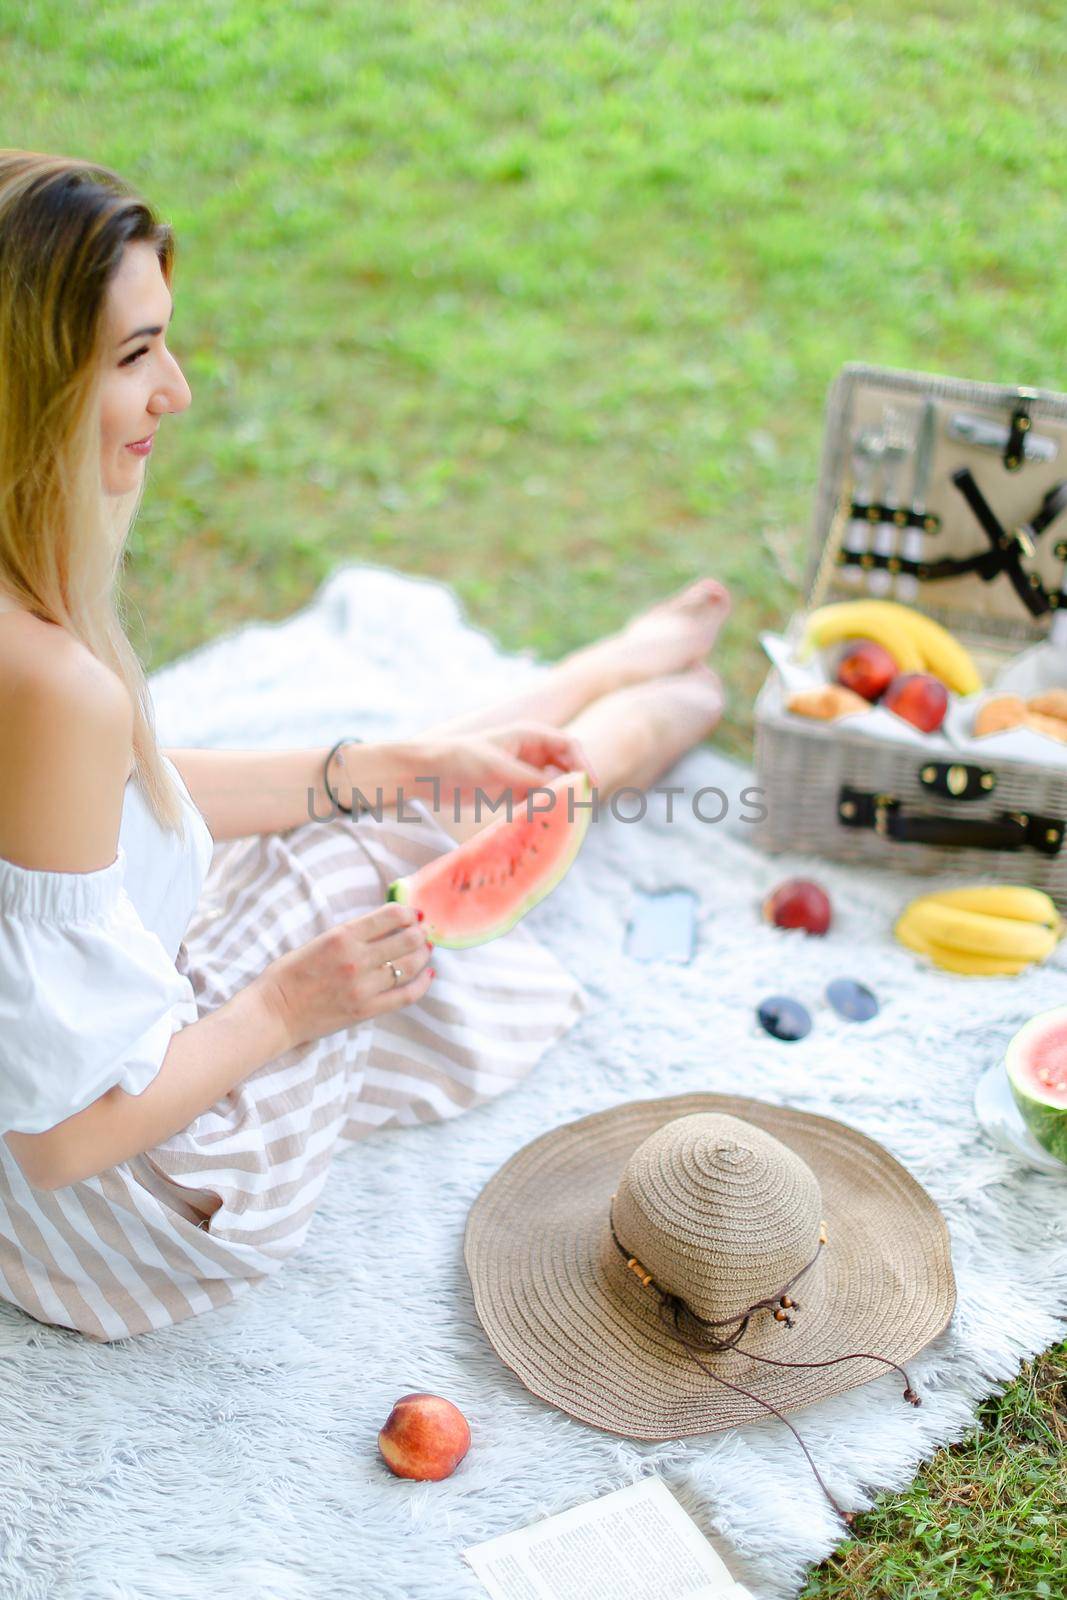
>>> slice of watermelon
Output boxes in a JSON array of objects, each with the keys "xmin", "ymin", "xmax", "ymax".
[
  {"xmin": 1004, "ymin": 1006, "xmax": 1067, "ymax": 1167},
  {"xmin": 386, "ymin": 769, "xmax": 593, "ymax": 948}
]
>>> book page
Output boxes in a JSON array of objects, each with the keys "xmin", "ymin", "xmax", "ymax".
[{"xmin": 463, "ymin": 1476, "xmax": 754, "ymax": 1600}]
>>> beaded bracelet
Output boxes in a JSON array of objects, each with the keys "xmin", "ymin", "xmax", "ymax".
[{"xmin": 323, "ymin": 736, "xmax": 365, "ymax": 816}]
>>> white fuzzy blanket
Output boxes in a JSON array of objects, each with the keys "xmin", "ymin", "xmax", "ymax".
[{"xmin": 2, "ymin": 562, "xmax": 1064, "ymax": 1600}]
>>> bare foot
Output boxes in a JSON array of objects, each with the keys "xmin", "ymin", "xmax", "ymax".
[
  {"xmin": 570, "ymin": 662, "xmax": 725, "ymax": 796},
  {"xmin": 568, "ymin": 577, "xmax": 732, "ymax": 695}
]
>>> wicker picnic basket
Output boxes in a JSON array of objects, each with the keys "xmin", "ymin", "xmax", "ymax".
[{"xmin": 753, "ymin": 362, "xmax": 1067, "ymax": 905}]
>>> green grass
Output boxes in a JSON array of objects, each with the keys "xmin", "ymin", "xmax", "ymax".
[
  {"xmin": 803, "ymin": 1347, "xmax": 1066, "ymax": 1600},
  {"xmin": 3, "ymin": 2, "xmax": 1065, "ymax": 1592}
]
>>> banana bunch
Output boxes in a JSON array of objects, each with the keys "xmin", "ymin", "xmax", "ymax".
[
  {"xmin": 895, "ymin": 886, "xmax": 1064, "ymax": 976},
  {"xmin": 802, "ymin": 600, "xmax": 982, "ymax": 695}
]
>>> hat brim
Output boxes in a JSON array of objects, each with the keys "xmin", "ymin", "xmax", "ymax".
[{"xmin": 464, "ymin": 1093, "xmax": 956, "ymax": 1438}]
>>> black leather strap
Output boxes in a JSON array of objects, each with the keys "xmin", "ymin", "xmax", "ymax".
[
  {"xmin": 917, "ymin": 549, "xmax": 1004, "ymax": 583},
  {"xmin": 1027, "ymin": 480, "xmax": 1067, "ymax": 541},
  {"xmin": 836, "ymin": 547, "xmax": 1001, "ymax": 583},
  {"xmin": 837, "ymin": 786, "xmax": 1064, "ymax": 857},
  {"xmin": 848, "ymin": 501, "xmax": 941, "ymax": 534},
  {"xmin": 950, "ymin": 468, "xmax": 1051, "ymax": 616}
]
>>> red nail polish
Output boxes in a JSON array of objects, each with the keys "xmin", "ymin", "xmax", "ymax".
[
  {"xmin": 427, "ymin": 940, "xmax": 434, "ymax": 950},
  {"xmin": 416, "ymin": 910, "xmax": 424, "ymax": 922},
  {"xmin": 429, "ymin": 967, "xmax": 436, "ymax": 978}
]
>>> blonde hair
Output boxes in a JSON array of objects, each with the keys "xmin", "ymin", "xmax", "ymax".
[{"xmin": 0, "ymin": 149, "xmax": 186, "ymax": 837}]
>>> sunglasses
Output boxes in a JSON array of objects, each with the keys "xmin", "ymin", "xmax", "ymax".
[{"xmin": 757, "ymin": 978, "xmax": 880, "ymax": 1042}]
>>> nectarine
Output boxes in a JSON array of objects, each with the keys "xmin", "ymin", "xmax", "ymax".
[
  {"xmin": 836, "ymin": 639, "xmax": 897, "ymax": 702},
  {"xmin": 378, "ymin": 1393, "xmax": 471, "ymax": 1481},
  {"xmin": 883, "ymin": 673, "xmax": 948, "ymax": 734},
  {"xmin": 763, "ymin": 878, "xmax": 832, "ymax": 936}
]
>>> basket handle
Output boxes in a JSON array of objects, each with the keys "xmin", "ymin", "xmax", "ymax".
[{"xmin": 837, "ymin": 786, "xmax": 1064, "ymax": 856}]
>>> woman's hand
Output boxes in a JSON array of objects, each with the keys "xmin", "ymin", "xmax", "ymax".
[
  {"xmin": 261, "ymin": 903, "xmax": 435, "ymax": 1051},
  {"xmin": 410, "ymin": 723, "xmax": 599, "ymax": 809}
]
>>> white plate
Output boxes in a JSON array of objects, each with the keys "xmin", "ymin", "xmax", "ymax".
[{"xmin": 974, "ymin": 1061, "xmax": 1067, "ymax": 1177}]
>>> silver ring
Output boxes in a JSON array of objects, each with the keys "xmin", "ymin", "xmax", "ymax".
[{"xmin": 386, "ymin": 960, "xmax": 403, "ymax": 987}]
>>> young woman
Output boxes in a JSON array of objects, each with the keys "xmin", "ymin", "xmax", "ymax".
[{"xmin": 0, "ymin": 151, "xmax": 729, "ymax": 1342}]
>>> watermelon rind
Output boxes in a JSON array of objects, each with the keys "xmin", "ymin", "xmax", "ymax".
[
  {"xmin": 386, "ymin": 771, "xmax": 593, "ymax": 949},
  {"xmin": 1004, "ymin": 1006, "xmax": 1067, "ymax": 1168}
]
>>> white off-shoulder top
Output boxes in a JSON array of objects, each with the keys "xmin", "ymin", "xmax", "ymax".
[{"xmin": 0, "ymin": 756, "xmax": 214, "ymax": 1135}]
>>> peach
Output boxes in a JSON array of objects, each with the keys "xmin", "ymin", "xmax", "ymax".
[
  {"xmin": 883, "ymin": 672, "xmax": 948, "ymax": 734},
  {"xmin": 378, "ymin": 1393, "xmax": 471, "ymax": 1481},
  {"xmin": 763, "ymin": 878, "xmax": 832, "ymax": 936},
  {"xmin": 836, "ymin": 640, "xmax": 897, "ymax": 702}
]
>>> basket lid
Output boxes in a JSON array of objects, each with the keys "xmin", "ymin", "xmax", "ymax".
[{"xmin": 805, "ymin": 363, "xmax": 1067, "ymax": 652}]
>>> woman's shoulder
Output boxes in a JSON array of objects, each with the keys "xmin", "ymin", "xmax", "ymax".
[
  {"xmin": 0, "ymin": 607, "xmax": 108, "ymax": 691},
  {"xmin": 0, "ymin": 608, "xmax": 133, "ymax": 724},
  {"xmin": 0, "ymin": 618, "xmax": 135, "ymax": 876}
]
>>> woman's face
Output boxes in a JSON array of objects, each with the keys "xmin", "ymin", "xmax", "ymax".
[{"xmin": 99, "ymin": 240, "xmax": 191, "ymax": 497}]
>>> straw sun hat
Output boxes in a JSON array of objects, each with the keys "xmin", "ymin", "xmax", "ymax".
[{"xmin": 465, "ymin": 1092, "xmax": 955, "ymax": 1519}]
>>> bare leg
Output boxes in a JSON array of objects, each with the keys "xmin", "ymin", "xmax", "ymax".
[
  {"xmin": 427, "ymin": 663, "xmax": 725, "ymax": 845},
  {"xmin": 418, "ymin": 577, "xmax": 731, "ymax": 742},
  {"xmin": 568, "ymin": 664, "xmax": 725, "ymax": 795},
  {"xmin": 420, "ymin": 651, "xmax": 615, "ymax": 743}
]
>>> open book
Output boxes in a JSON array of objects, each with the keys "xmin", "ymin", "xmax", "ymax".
[{"xmin": 463, "ymin": 1475, "xmax": 755, "ymax": 1600}]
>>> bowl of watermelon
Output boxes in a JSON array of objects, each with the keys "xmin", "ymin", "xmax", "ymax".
[
  {"xmin": 974, "ymin": 1006, "xmax": 1067, "ymax": 1175},
  {"xmin": 1004, "ymin": 1007, "xmax": 1067, "ymax": 1168}
]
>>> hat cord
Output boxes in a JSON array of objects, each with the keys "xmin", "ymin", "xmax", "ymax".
[{"xmin": 609, "ymin": 1200, "xmax": 921, "ymax": 1530}]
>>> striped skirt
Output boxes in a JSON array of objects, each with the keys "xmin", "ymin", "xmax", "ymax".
[{"xmin": 0, "ymin": 801, "xmax": 590, "ymax": 1342}]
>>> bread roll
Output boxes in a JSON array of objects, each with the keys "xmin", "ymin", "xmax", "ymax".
[
  {"xmin": 973, "ymin": 695, "xmax": 1027, "ymax": 737},
  {"xmin": 1027, "ymin": 689, "xmax": 1067, "ymax": 721},
  {"xmin": 786, "ymin": 685, "xmax": 871, "ymax": 722},
  {"xmin": 1025, "ymin": 711, "xmax": 1067, "ymax": 743}
]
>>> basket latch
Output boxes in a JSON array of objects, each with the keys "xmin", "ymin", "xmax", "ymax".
[{"xmin": 917, "ymin": 762, "xmax": 996, "ymax": 802}]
